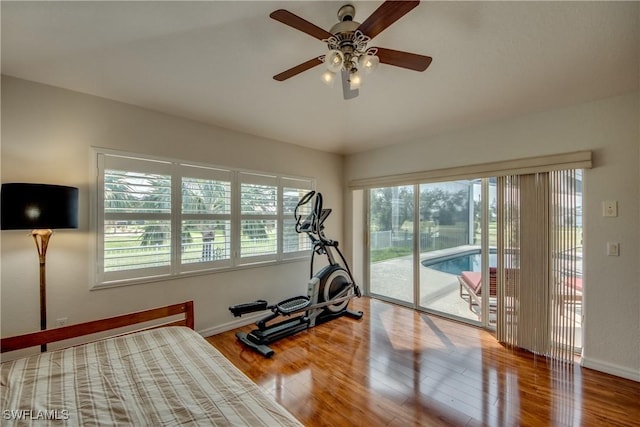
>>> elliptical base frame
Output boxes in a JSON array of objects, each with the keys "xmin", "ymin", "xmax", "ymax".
[{"xmin": 236, "ymin": 308, "xmax": 363, "ymax": 358}]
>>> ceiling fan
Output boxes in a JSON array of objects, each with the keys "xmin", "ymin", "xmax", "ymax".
[{"xmin": 270, "ymin": 0, "xmax": 432, "ymax": 100}]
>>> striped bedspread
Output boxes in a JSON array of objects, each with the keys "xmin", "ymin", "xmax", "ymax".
[{"xmin": 1, "ymin": 327, "xmax": 302, "ymax": 426}]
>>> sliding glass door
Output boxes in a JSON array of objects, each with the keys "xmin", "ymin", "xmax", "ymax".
[
  {"xmin": 418, "ymin": 180, "xmax": 485, "ymax": 323},
  {"xmin": 369, "ymin": 186, "xmax": 414, "ymax": 304},
  {"xmin": 367, "ymin": 179, "xmax": 495, "ymax": 326},
  {"xmin": 365, "ymin": 174, "xmax": 583, "ymax": 351}
]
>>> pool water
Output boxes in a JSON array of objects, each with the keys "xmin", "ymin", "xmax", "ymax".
[{"xmin": 422, "ymin": 252, "xmax": 497, "ymax": 276}]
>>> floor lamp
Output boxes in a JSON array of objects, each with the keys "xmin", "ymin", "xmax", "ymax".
[{"xmin": 1, "ymin": 183, "xmax": 79, "ymax": 352}]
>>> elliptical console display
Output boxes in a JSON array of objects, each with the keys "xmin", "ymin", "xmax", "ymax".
[{"xmin": 229, "ymin": 191, "xmax": 363, "ymax": 357}]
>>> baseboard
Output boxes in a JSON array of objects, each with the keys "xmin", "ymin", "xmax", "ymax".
[
  {"xmin": 198, "ymin": 312, "xmax": 265, "ymax": 338},
  {"xmin": 581, "ymin": 357, "xmax": 640, "ymax": 382}
]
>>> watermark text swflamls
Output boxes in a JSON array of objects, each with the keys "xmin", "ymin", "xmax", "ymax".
[{"xmin": 3, "ymin": 409, "xmax": 70, "ymax": 421}]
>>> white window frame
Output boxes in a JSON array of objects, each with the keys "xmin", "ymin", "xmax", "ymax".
[
  {"xmin": 238, "ymin": 172, "xmax": 279, "ymax": 264},
  {"xmin": 93, "ymin": 149, "xmax": 314, "ymax": 288},
  {"xmin": 96, "ymin": 153, "xmax": 174, "ymax": 285},
  {"xmin": 180, "ymin": 164, "xmax": 233, "ymax": 273}
]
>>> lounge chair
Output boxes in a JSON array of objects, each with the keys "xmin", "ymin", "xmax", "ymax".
[
  {"xmin": 458, "ymin": 267, "xmax": 497, "ymax": 313},
  {"xmin": 557, "ymin": 275, "xmax": 583, "ymax": 309}
]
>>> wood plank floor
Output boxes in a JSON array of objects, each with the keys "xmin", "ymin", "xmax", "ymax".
[{"xmin": 207, "ymin": 297, "xmax": 639, "ymax": 427}]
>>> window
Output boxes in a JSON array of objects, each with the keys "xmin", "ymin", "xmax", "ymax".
[
  {"xmin": 99, "ymin": 156, "xmax": 173, "ymax": 283},
  {"xmin": 282, "ymin": 179, "xmax": 314, "ymax": 255},
  {"xmin": 240, "ymin": 173, "xmax": 278, "ymax": 261},
  {"xmin": 181, "ymin": 166, "xmax": 232, "ymax": 271},
  {"xmin": 95, "ymin": 150, "xmax": 313, "ymax": 287}
]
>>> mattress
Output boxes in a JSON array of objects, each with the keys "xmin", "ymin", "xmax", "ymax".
[{"xmin": 1, "ymin": 326, "xmax": 301, "ymax": 426}]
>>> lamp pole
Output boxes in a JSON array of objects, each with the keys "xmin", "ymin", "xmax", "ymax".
[{"xmin": 32, "ymin": 229, "xmax": 53, "ymax": 352}]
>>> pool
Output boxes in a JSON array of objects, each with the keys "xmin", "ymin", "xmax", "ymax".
[{"xmin": 421, "ymin": 250, "xmax": 497, "ymax": 276}]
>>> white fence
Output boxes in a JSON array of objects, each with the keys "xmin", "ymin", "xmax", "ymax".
[{"xmin": 370, "ymin": 227, "xmax": 469, "ymax": 251}]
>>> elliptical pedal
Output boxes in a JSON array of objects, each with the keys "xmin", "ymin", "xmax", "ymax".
[
  {"xmin": 276, "ymin": 296, "xmax": 310, "ymax": 314},
  {"xmin": 236, "ymin": 332, "xmax": 275, "ymax": 358}
]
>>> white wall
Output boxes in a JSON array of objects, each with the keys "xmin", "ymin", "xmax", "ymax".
[
  {"xmin": 344, "ymin": 92, "xmax": 640, "ymax": 381},
  {"xmin": 0, "ymin": 76, "xmax": 344, "ymax": 345}
]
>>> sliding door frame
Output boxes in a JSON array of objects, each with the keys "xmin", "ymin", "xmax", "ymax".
[
  {"xmin": 364, "ymin": 180, "xmax": 493, "ymax": 328},
  {"xmin": 356, "ymin": 152, "xmax": 591, "ymax": 332}
]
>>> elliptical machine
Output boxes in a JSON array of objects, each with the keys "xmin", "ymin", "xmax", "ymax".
[{"xmin": 229, "ymin": 191, "xmax": 363, "ymax": 357}]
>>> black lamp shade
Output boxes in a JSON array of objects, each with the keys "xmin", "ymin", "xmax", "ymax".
[{"xmin": 1, "ymin": 183, "xmax": 79, "ymax": 230}]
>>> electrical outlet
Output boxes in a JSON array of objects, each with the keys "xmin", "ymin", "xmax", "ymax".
[{"xmin": 56, "ymin": 317, "xmax": 68, "ymax": 327}]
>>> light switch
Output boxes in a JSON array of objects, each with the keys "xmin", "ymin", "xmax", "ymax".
[
  {"xmin": 602, "ymin": 201, "xmax": 618, "ymax": 217},
  {"xmin": 607, "ymin": 242, "xmax": 620, "ymax": 256}
]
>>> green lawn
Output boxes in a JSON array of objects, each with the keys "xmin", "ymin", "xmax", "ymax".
[
  {"xmin": 104, "ymin": 229, "xmax": 284, "ymax": 271},
  {"xmin": 370, "ymin": 247, "xmax": 413, "ymax": 263}
]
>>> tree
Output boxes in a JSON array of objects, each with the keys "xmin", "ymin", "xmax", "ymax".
[
  {"xmin": 104, "ymin": 172, "xmax": 135, "ymax": 212},
  {"xmin": 138, "ymin": 175, "xmax": 171, "ymax": 246},
  {"xmin": 139, "ymin": 224, "xmax": 169, "ymax": 247},
  {"xmin": 182, "ymin": 179, "xmax": 230, "ymax": 260},
  {"xmin": 419, "ymin": 187, "xmax": 469, "ymax": 226},
  {"xmin": 370, "ymin": 187, "xmax": 413, "ymax": 231},
  {"xmin": 240, "ymin": 183, "xmax": 276, "ymax": 240}
]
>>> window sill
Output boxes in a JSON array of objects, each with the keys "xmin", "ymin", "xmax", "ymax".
[{"xmin": 91, "ymin": 255, "xmax": 309, "ymax": 291}]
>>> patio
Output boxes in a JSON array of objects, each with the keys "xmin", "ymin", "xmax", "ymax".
[{"xmin": 370, "ymin": 246, "xmax": 484, "ymax": 323}]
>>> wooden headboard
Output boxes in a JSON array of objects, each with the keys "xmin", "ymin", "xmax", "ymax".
[{"xmin": 1, "ymin": 301, "xmax": 194, "ymax": 353}]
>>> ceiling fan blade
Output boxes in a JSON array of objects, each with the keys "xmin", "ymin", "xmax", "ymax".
[
  {"xmin": 341, "ymin": 70, "xmax": 359, "ymax": 100},
  {"xmin": 273, "ymin": 57, "xmax": 324, "ymax": 81},
  {"xmin": 270, "ymin": 9, "xmax": 334, "ymax": 41},
  {"xmin": 357, "ymin": 0, "xmax": 420, "ymax": 40},
  {"xmin": 374, "ymin": 47, "xmax": 432, "ymax": 71}
]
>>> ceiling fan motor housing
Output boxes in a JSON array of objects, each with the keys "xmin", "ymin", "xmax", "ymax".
[
  {"xmin": 331, "ymin": 3, "xmax": 360, "ymax": 39},
  {"xmin": 337, "ymin": 4, "xmax": 355, "ymax": 22},
  {"xmin": 328, "ymin": 4, "xmax": 368, "ymax": 70},
  {"xmin": 329, "ymin": 17, "xmax": 360, "ymax": 35}
]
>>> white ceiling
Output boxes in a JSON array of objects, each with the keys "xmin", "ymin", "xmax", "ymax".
[{"xmin": 2, "ymin": 1, "xmax": 638, "ymax": 155}]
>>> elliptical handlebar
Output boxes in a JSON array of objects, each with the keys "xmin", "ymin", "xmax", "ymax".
[
  {"xmin": 312, "ymin": 192, "xmax": 323, "ymax": 235},
  {"xmin": 298, "ymin": 190, "xmax": 316, "ymax": 208},
  {"xmin": 294, "ymin": 190, "xmax": 315, "ymax": 233},
  {"xmin": 294, "ymin": 191, "xmax": 336, "ymax": 247}
]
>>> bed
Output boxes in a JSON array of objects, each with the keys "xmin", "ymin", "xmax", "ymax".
[{"xmin": 1, "ymin": 301, "xmax": 302, "ymax": 426}]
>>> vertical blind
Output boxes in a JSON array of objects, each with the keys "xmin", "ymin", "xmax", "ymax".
[
  {"xmin": 550, "ymin": 170, "xmax": 581, "ymax": 360},
  {"xmin": 497, "ymin": 169, "xmax": 582, "ymax": 362}
]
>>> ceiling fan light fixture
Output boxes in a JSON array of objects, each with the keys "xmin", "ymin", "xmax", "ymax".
[
  {"xmin": 325, "ymin": 49, "xmax": 344, "ymax": 72},
  {"xmin": 349, "ymin": 69, "xmax": 362, "ymax": 90},
  {"xmin": 321, "ymin": 69, "xmax": 337, "ymax": 87},
  {"xmin": 358, "ymin": 54, "xmax": 379, "ymax": 74}
]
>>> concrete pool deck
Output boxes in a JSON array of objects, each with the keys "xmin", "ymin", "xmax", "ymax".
[{"xmin": 370, "ymin": 245, "xmax": 484, "ymax": 323}]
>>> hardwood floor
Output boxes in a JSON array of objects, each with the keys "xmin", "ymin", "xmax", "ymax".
[{"xmin": 207, "ymin": 297, "xmax": 639, "ymax": 427}]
